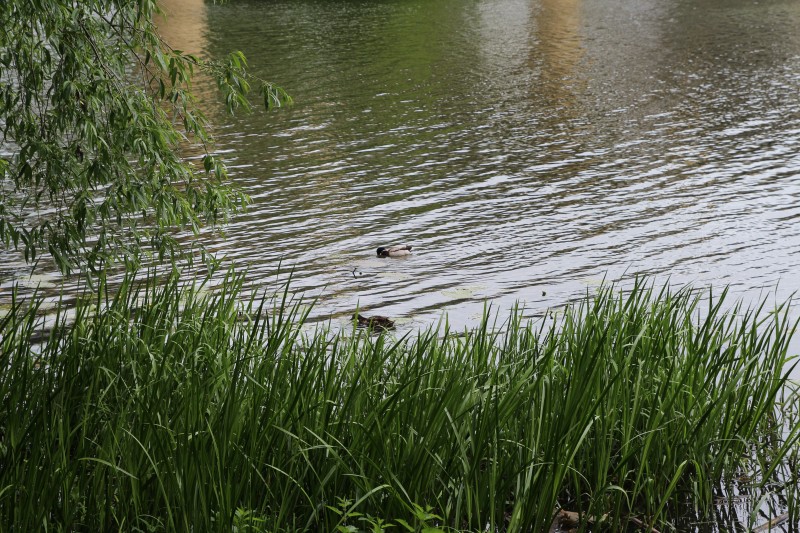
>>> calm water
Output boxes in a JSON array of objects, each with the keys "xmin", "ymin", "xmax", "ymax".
[{"xmin": 153, "ymin": 0, "xmax": 800, "ymax": 334}]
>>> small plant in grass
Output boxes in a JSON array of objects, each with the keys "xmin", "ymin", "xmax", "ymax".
[
  {"xmin": 328, "ymin": 498, "xmax": 445, "ymax": 533},
  {"xmin": 327, "ymin": 497, "xmax": 365, "ymax": 532},
  {"xmin": 395, "ymin": 503, "xmax": 446, "ymax": 533},
  {"xmin": 230, "ymin": 507, "xmax": 268, "ymax": 532},
  {"xmin": 359, "ymin": 516, "xmax": 395, "ymax": 533}
]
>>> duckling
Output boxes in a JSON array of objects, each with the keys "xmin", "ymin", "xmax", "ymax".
[
  {"xmin": 377, "ymin": 244, "xmax": 412, "ymax": 258},
  {"xmin": 352, "ymin": 313, "xmax": 395, "ymax": 331}
]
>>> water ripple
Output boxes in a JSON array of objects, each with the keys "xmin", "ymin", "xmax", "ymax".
[{"xmin": 5, "ymin": 0, "xmax": 800, "ymax": 347}]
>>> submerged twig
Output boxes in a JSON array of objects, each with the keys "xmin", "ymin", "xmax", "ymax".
[{"xmin": 752, "ymin": 513, "xmax": 790, "ymax": 532}]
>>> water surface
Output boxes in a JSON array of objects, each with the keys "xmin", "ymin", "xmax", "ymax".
[
  {"xmin": 155, "ymin": 0, "xmax": 800, "ymax": 335},
  {"xmin": 5, "ymin": 0, "xmax": 800, "ymax": 336}
]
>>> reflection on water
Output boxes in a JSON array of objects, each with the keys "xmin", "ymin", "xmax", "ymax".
[
  {"xmin": 157, "ymin": 0, "xmax": 208, "ymax": 56},
  {"xmin": 537, "ymin": 0, "xmax": 584, "ymax": 100}
]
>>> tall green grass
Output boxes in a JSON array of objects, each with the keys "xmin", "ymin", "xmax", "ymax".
[{"xmin": 0, "ymin": 270, "xmax": 798, "ymax": 531}]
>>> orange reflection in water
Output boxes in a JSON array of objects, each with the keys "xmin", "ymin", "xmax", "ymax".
[
  {"xmin": 156, "ymin": 0, "xmax": 209, "ymax": 56},
  {"xmin": 537, "ymin": 0, "xmax": 583, "ymax": 83}
]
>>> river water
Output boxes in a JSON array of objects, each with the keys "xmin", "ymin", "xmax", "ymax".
[
  {"xmin": 7, "ymin": 0, "xmax": 800, "ymax": 334},
  {"xmin": 156, "ymin": 0, "xmax": 800, "ymax": 334}
]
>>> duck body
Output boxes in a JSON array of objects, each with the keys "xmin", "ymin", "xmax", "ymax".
[
  {"xmin": 377, "ymin": 244, "xmax": 412, "ymax": 258},
  {"xmin": 352, "ymin": 313, "xmax": 395, "ymax": 331}
]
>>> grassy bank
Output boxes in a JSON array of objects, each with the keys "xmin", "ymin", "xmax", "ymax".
[{"xmin": 1, "ymin": 270, "xmax": 798, "ymax": 531}]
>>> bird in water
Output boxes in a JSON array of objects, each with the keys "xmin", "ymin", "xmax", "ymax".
[
  {"xmin": 377, "ymin": 244, "xmax": 412, "ymax": 257},
  {"xmin": 352, "ymin": 313, "xmax": 395, "ymax": 331}
]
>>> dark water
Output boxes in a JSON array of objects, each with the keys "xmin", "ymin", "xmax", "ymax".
[{"xmin": 153, "ymin": 0, "xmax": 800, "ymax": 338}]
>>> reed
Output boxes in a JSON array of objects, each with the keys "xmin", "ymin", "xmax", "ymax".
[{"xmin": 0, "ymin": 270, "xmax": 797, "ymax": 531}]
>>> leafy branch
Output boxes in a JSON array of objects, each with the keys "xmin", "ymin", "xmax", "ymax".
[{"xmin": 0, "ymin": 0, "xmax": 290, "ymax": 274}]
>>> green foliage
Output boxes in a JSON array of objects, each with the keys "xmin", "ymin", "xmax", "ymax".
[
  {"xmin": 0, "ymin": 0, "xmax": 291, "ymax": 273},
  {"xmin": 0, "ymin": 273, "xmax": 797, "ymax": 531}
]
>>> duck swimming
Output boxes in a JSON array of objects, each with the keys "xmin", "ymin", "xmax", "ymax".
[
  {"xmin": 377, "ymin": 244, "xmax": 412, "ymax": 258},
  {"xmin": 352, "ymin": 313, "xmax": 395, "ymax": 331}
]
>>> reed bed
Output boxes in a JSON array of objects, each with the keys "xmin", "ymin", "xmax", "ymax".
[{"xmin": 0, "ymin": 269, "xmax": 798, "ymax": 532}]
